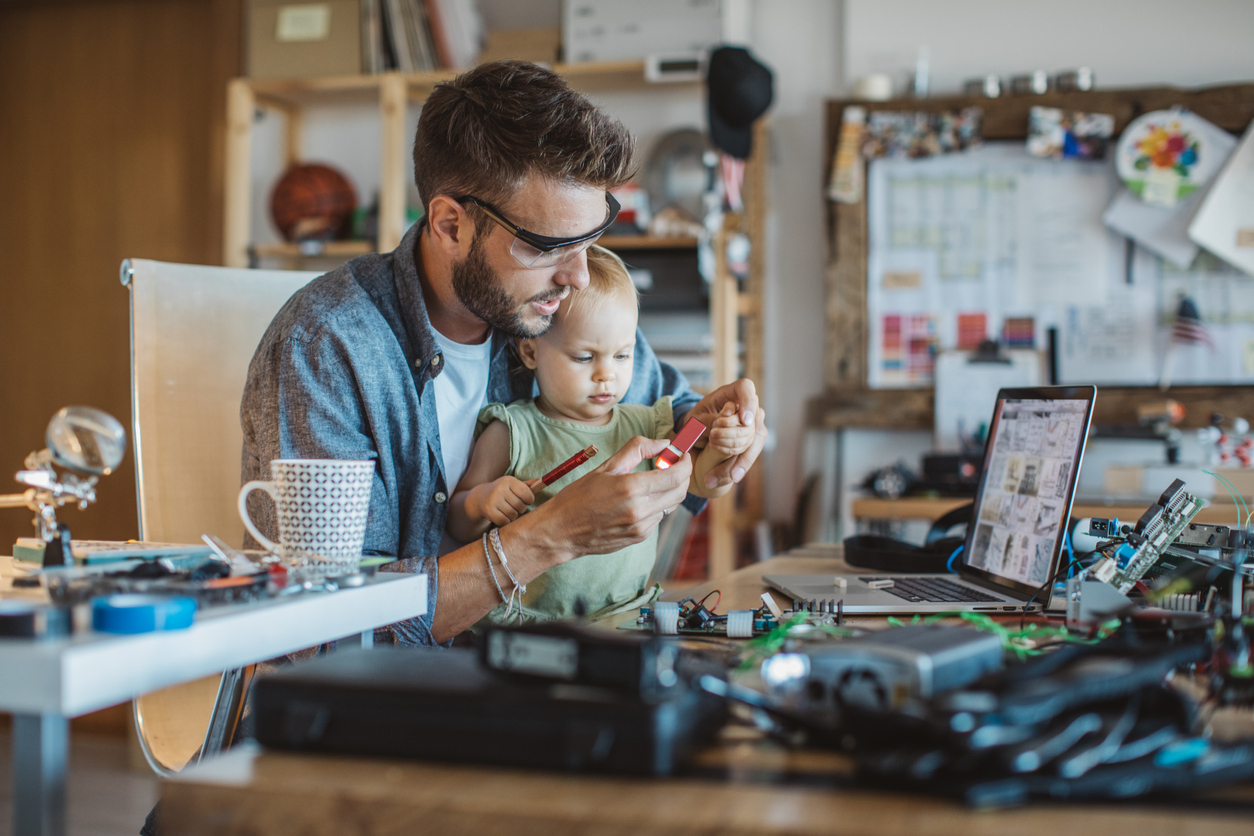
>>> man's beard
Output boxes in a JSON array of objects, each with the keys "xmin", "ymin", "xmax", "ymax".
[{"xmin": 451, "ymin": 233, "xmax": 560, "ymax": 339}]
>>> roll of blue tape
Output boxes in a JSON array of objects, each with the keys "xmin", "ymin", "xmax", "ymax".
[
  {"xmin": 0, "ymin": 600, "xmax": 72, "ymax": 638},
  {"xmin": 92, "ymin": 595, "xmax": 197, "ymax": 634}
]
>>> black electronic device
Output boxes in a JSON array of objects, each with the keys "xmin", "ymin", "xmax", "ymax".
[
  {"xmin": 480, "ymin": 621, "xmax": 711, "ymax": 703},
  {"xmin": 919, "ymin": 452, "xmax": 983, "ymax": 496},
  {"xmin": 253, "ymin": 647, "xmax": 726, "ymax": 776}
]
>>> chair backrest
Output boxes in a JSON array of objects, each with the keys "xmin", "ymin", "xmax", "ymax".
[{"xmin": 122, "ymin": 258, "xmax": 321, "ymax": 546}]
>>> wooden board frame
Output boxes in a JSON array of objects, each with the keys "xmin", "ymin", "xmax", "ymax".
[{"xmin": 814, "ymin": 82, "xmax": 1254, "ymax": 431}]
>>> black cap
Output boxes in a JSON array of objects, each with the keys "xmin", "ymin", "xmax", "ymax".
[{"xmin": 706, "ymin": 46, "xmax": 774, "ymax": 159}]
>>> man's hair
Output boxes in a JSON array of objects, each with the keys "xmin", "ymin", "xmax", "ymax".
[
  {"xmin": 413, "ymin": 60, "xmax": 636, "ymax": 212},
  {"xmin": 563, "ymin": 245, "xmax": 639, "ymax": 322}
]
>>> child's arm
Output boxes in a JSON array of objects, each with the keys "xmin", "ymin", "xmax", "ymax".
[
  {"xmin": 447, "ymin": 420, "xmax": 538, "ymax": 542},
  {"xmin": 686, "ymin": 402, "xmax": 756, "ymax": 499}
]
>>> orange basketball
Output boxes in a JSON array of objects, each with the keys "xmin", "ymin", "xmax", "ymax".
[{"xmin": 270, "ymin": 163, "xmax": 357, "ymax": 241}]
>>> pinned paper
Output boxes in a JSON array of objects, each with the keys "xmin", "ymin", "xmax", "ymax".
[
  {"xmin": 1027, "ymin": 107, "xmax": 1114, "ymax": 160},
  {"xmin": 1116, "ymin": 109, "xmax": 1225, "ymax": 208},
  {"xmin": 1189, "ymin": 119, "xmax": 1254, "ymax": 277},
  {"xmin": 1104, "ymin": 110, "xmax": 1235, "ymax": 267}
]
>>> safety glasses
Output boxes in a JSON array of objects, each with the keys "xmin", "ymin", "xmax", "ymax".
[{"xmin": 456, "ymin": 192, "xmax": 621, "ymax": 269}]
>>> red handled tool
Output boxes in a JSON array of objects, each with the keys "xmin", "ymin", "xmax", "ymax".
[
  {"xmin": 538, "ymin": 444, "xmax": 599, "ymax": 486},
  {"xmin": 655, "ymin": 417, "xmax": 706, "ymax": 469}
]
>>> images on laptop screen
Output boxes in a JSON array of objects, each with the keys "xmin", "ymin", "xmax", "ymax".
[{"xmin": 964, "ymin": 394, "xmax": 1092, "ymax": 590}]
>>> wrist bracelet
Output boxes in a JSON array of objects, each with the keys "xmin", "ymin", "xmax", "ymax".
[
  {"xmin": 482, "ymin": 533, "xmax": 508, "ymax": 604},
  {"xmin": 488, "ymin": 528, "xmax": 524, "ymax": 624},
  {"xmin": 490, "ymin": 528, "xmax": 525, "ymax": 594}
]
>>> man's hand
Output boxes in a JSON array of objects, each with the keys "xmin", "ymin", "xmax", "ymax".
[
  {"xmin": 530, "ymin": 436, "xmax": 693, "ymax": 563},
  {"xmin": 465, "ymin": 475, "xmax": 536, "ymax": 527},
  {"xmin": 682, "ymin": 378, "xmax": 768, "ymax": 491}
]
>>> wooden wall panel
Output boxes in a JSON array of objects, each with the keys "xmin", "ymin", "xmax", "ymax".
[{"xmin": 0, "ymin": 0, "xmax": 241, "ymax": 551}]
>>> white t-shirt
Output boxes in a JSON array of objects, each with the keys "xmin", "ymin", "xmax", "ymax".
[{"xmin": 429, "ymin": 327, "xmax": 492, "ymax": 509}]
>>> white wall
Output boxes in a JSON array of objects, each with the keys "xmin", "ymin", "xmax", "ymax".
[
  {"xmin": 845, "ymin": 0, "xmax": 1254, "ymax": 96},
  {"xmin": 741, "ymin": 0, "xmax": 844, "ymax": 523}
]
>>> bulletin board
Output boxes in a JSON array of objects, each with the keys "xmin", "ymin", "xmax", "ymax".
[{"xmin": 811, "ymin": 83, "xmax": 1254, "ymax": 432}]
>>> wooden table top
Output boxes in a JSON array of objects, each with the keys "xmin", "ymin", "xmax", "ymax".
[{"xmin": 158, "ymin": 549, "xmax": 1254, "ymax": 836}]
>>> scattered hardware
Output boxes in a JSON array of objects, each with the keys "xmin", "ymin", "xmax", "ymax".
[
  {"xmin": 789, "ymin": 626, "xmax": 1005, "ymax": 717},
  {"xmin": 1097, "ymin": 480, "xmax": 1206, "ymax": 592},
  {"xmin": 254, "ymin": 646, "xmax": 727, "ymax": 777},
  {"xmin": 633, "ymin": 592, "xmax": 851, "ymax": 639},
  {"xmin": 479, "ymin": 621, "xmax": 720, "ymax": 704}
]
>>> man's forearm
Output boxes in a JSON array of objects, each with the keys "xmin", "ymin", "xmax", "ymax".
[{"xmin": 428, "ymin": 507, "xmax": 570, "ymax": 642}]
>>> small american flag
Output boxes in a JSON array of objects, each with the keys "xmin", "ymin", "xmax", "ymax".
[{"xmin": 1170, "ymin": 294, "xmax": 1215, "ymax": 350}]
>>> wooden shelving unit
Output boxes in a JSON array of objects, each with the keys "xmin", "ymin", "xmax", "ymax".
[
  {"xmin": 599, "ymin": 234, "xmax": 699, "ymax": 250},
  {"xmin": 222, "ymin": 62, "xmax": 765, "ymax": 579}
]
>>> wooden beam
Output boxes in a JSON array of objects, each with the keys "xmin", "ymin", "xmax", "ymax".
[
  {"xmin": 807, "ymin": 385, "xmax": 1254, "ymax": 432},
  {"xmin": 377, "ymin": 72, "xmax": 407, "ymax": 254},
  {"xmin": 223, "ymin": 77, "xmax": 254, "ymax": 268}
]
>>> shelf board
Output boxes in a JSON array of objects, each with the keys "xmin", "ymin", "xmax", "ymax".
[
  {"xmin": 244, "ymin": 61, "xmax": 694, "ymax": 110},
  {"xmin": 252, "ymin": 241, "xmax": 374, "ymax": 259},
  {"xmin": 600, "ymin": 235, "xmax": 698, "ymax": 250}
]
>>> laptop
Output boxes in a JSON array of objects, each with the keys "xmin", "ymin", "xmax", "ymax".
[{"xmin": 765, "ymin": 385, "xmax": 1096, "ymax": 614}]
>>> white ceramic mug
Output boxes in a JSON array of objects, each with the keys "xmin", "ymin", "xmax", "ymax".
[{"xmin": 238, "ymin": 459, "xmax": 374, "ymax": 573}]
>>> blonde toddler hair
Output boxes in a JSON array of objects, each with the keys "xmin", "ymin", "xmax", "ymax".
[{"xmin": 562, "ymin": 244, "xmax": 639, "ymax": 321}]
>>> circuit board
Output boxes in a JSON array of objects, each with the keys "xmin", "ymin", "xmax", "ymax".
[
  {"xmin": 621, "ymin": 594, "xmax": 848, "ymax": 638},
  {"xmin": 1111, "ymin": 480, "xmax": 1206, "ymax": 593}
]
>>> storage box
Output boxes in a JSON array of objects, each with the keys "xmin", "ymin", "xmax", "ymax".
[
  {"xmin": 479, "ymin": 27, "xmax": 561, "ymax": 65},
  {"xmin": 562, "ymin": 0, "xmax": 722, "ymax": 64},
  {"xmin": 248, "ymin": 0, "xmax": 362, "ymax": 80}
]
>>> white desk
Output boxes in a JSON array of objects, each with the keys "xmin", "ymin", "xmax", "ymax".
[{"xmin": 0, "ymin": 558, "xmax": 427, "ymax": 836}]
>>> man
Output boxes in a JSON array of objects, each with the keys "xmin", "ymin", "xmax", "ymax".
[{"xmin": 241, "ymin": 60, "xmax": 767, "ymax": 645}]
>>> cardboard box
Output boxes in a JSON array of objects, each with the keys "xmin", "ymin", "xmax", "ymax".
[
  {"xmin": 248, "ymin": 0, "xmax": 362, "ymax": 80},
  {"xmin": 479, "ymin": 27, "xmax": 561, "ymax": 65},
  {"xmin": 562, "ymin": 0, "xmax": 721, "ymax": 64}
]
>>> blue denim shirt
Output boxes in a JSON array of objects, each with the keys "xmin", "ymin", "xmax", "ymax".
[{"xmin": 240, "ymin": 221, "xmax": 703, "ymax": 646}]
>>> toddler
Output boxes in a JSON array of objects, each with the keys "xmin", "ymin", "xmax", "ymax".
[{"xmin": 447, "ymin": 245, "xmax": 754, "ymax": 623}]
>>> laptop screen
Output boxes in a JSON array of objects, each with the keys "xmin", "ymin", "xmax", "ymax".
[{"xmin": 962, "ymin": 386, "xmax": 1095, "ymax": 597}]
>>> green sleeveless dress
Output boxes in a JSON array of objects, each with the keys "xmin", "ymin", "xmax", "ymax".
[{"xmin": 473, "ymin": 396, "xmax": 674, "ymax": 625}]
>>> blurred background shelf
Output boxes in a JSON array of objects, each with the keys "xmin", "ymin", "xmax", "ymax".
[{"xmin": 600, "ymin": 234, "xmax": 699, "ymax": 250}]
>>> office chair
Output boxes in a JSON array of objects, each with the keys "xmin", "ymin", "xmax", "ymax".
[{"xmin": 121, "ymin": 257, "xmax": 319, "ymax": 775}]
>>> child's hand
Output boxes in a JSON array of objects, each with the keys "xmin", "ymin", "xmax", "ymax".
[
  {"xmin": 705, "ymin": 402, "xmax": 755, "ymax": 459},
  {"xmin": 467, "ymin": 476, "xmax": 537, "ymax": 527}
]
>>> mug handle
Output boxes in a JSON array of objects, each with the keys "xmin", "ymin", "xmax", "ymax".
[{"xmin": 238, "ymin": 480, "xmax": 282, "ymax": 554}]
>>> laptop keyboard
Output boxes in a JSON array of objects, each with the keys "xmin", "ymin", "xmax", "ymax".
[{"xmin": 860, "ymin": 576, "xmax": 1003, "ymax": 604}]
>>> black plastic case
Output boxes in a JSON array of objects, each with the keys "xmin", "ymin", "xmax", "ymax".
[{"xmin": 253, "ymin": 646, "xmax": 726, "ymax": 776}]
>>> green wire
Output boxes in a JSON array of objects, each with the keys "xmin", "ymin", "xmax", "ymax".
[
  {"xmin": 1204, "ymin": 469, "xmax": 1250, "ymax": 527},
  {"xmin": 743, "ymin": 610, "xmax": 1116, "ymax": 669}
]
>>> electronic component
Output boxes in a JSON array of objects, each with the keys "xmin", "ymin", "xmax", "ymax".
[
  {"xmin": 655, "ymin": 417, "xmax": 706, "ymax": 470},
  {"xmin": 799, "ymin": 626, "xmax": 1004, "ymax": 715},
  {"xmin": 0, "ymin": 601, "xmax": 72, "ymax": 638},
  {"xmin": 1174, "ymin": 522, "xmax": 1237, "ymax": 550},
  {"xmin": 253, "ymin": 647, "xmax": 727, "ymax": 777},
  {"xmin": 480, "ymin": 621, "xmax": 702, "ymax": 703},
  {"xmin": 1110, "ymin": 479, "xmax": 1205, "ymax": 593},
  {"xmin": 1087, "ymin": 517, "xmax": 1121, "ymax": 539},
  {"xmin": 539, "ymin": 444, "xmax": 598, "ymax": 486}
]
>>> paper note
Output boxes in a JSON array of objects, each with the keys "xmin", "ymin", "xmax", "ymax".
[{"xmin": 1190, "ymin": 119, "xmax": 1254, "ymax": 277}]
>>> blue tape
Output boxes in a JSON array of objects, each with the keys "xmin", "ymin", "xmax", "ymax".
[{"xmin": 92, "ymin": 595, "xmax": 197, "ymax": 634}]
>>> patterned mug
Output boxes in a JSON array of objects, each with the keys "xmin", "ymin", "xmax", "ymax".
[{"xmin": 238, "ymin": 459, "xmax": 373, "ymax": 573}]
